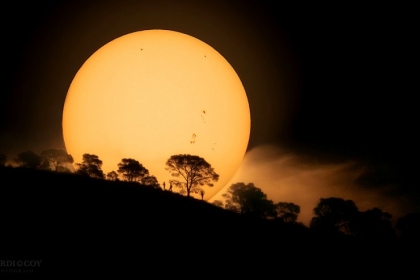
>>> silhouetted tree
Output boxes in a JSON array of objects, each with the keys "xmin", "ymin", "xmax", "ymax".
[
  {"xmin": 0, "ymin": 153, "xmax": 7, "ymax": 167},
  {"xmin": 222, "ymin": 182, "xmax": 275, "ymax": 219},
  {"xmin": 165, "ymin": 154, "xmax": 219, "ymax": 197},
  {"xmin": 352, "ymin": 207, "xmax": 396, "ymax": 241},
  {"xmin": 141, "ymin": 175, "xmax": 160, "ymax": 189},
  {"xmin": 212, "ymin": 200, "xmax": 224, "ymax": 208},
  {"xmin": 310, "ymin": 197, "xmax": 358, "ymax": 235},
  {"xmin": 117, "ymin": 158, "xmax": 149, "ymax": 182},
  {"xmin": 13, "ymin": 150, "xmax": 42, "ymax": 169},
  {"xmin": 76, "ymin": 153, "xmax": 105, "ymax": 179},
  {"xmin": 41, "ymin": 149, "xmax": 74, "ymax": 172},
  {"xmin": 106, "ymin": 171, "xmax": 119, "ymax": 181},
  {"xmin": 274, "ymin": 202, "xmax": 301, "ymax": 223},
  {"xmin": 57, "ymin": 166, "xmax": 72, "ymax": 173},
  {"xmin": 396, "ymin": 212, "xmax": 420, "ymax": 246}
]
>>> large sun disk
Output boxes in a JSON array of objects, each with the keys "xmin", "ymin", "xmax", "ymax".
[{"xmin": 63, "ymin": 29, "xmax": 250, "ymax": 200}]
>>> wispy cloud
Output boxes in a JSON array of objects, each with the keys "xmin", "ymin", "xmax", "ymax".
[{"xmin": 210, "ymin": 145, "xmax": 414, "ymax": 226}]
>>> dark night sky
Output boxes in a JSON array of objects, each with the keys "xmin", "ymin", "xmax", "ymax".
[{"xmin": 1, "ymin": 0, "xmax": 417, "ymax": 222}]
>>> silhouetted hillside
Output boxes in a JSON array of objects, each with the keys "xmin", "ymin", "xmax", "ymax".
[{"xmin": 0, "ymin": 167, "xmax": 415, "ymax": 277}]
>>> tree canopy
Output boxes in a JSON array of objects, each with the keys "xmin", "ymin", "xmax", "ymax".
[
  {"xmin": 106, "ymin": 171, "xmax": 119, "ymax": 181},
  {"xmin": 310, "ymin": 197, "xmax": 358, "ymax": 235},
  {"xmin": 222, "ymin": 182, "xmax": 275, "ymax": 218},
  {"xmin": 310, "ymin": 197, "xmax": 398, "ymax": 241},
  {"xmin": 0, "ymin": 153, "xmax": 7, "ymax": 167},
  {"xmin": 13, "ymin": 150, "xmax": 43, "ymax": 169},
  {"xmin": 353, "ymin": 207, "xmax": 396, "ymax": 241},
  {"xmin": 140, "ymin": 175, "xmax": 160, "ymax": 189},
  {"xmin": 274, "ymin": 202, "xmax": 301, "ymax": 223},
  {"xmin": 117, "ymin": 158, "xmax": 150, "ymax": 182},
  {"xmin": 396, "ymin": 212, "xmax": 420, "ymax": 245},
  {"xmin": 40, "ymin": 149, "xmax": 74, "ymax": 172},
  {"xmin": 212, "ymin": 200, "xmax": 224, "ymax": 208},
  {"xmin": 76, "ymin": 153, "xmax": 105, "ymax": 179},
  {"xmin": 165, "ymin": 154, "xmax": 219, "ymax": 197}
]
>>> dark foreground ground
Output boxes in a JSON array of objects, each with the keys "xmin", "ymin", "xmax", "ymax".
[{"xmin": 0, "ymin": 167, "xmax": 417, "ymax": 277}]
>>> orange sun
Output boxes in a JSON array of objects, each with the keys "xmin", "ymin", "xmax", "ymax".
[{"xmin": 62, "ymin": 29, "xmax": 250, "ymax": 200}]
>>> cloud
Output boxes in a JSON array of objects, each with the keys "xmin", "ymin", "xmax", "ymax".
[{"xmin": 210, "ymin": 144, "xmax": 415, "ymax": 226}]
